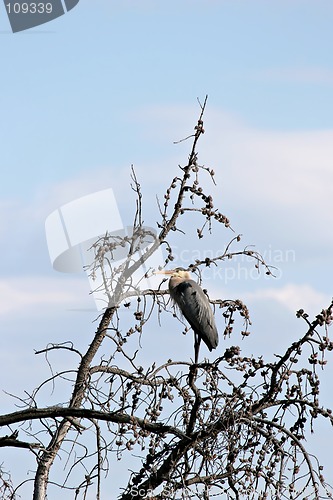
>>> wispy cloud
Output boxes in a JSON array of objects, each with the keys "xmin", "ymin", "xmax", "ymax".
[
  {"xmin": 244, "ymin": 283, "xmax": 330, "ymax": 315},
  {"xmin": 1, "ymin": 106, "xmax": 332, "ymax": 303}
]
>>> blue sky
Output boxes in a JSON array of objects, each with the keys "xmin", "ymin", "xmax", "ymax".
[{"xmin": 0, "ymin": 0, "xmax": 333, "ymax": 497}]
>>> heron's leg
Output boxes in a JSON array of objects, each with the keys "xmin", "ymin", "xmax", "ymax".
[{"xmin": 194, "ymin": 333, "xmax": 201, "ymax": 364}]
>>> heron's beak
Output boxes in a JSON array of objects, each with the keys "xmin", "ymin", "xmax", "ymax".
[{"xmin": 153, "ymin": 269, "xmax": 174, "ymax": 275}]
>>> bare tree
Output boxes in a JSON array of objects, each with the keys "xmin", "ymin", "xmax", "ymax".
[{"xmin": 1, "ymin": 97, "xmax": 333, "ymax": 499}]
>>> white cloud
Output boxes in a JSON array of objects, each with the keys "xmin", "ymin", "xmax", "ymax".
[
  {"xmin": 244, "ymin": 283, "xmax": 330, "ymax": 315},
  {"xmin": 202, "ymin": 110, "xmax": 333, "ymax": 209},
  {"xmin": 0, "ymin": 276, "xmax": 91, "ymax": 316},
  {"xmin": 129, "ymin": 103, "xmax": 333, "ymax": 210}
]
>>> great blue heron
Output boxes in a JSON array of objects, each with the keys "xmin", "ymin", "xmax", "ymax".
[{"xmin": 155, "ymin": 268, "xmax": 219, "ymax": 363}]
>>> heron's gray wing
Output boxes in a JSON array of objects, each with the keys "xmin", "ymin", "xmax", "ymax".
[{"xmin": 170, "ymin": 280, "xmax": 219, "ymax": 351}]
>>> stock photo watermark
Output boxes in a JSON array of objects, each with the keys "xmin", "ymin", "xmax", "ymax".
[
  {"xmin": 3, "ymin": 0, "xmax": 80, "ymax": 32},
  {"xmin": 171, "ymin": 245, "xmax": 296, "ymax": 284},
  {"xmin": 129, "ymin": 485, "xmax": 174, "ymax": 498},
  {"xmin": 45, "ymin": 189, "xmax": 295, "ymax": 310}
]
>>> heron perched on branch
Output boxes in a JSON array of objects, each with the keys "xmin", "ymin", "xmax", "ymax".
[{"xmin": 155, "ymin": 268, "xmax": 219, "ymax": 363}]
